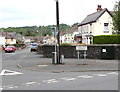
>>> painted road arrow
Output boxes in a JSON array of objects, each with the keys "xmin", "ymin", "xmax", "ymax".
[{"xmin": 0, "ymin": 69, "xmax": 23, "ymax": 76}]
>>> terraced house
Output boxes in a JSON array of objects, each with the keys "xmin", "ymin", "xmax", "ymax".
[{"xmin": 78, "ymin": 5, "xmax": 113, "ymax": 44}]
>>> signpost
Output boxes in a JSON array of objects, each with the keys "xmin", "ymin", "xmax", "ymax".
[
  {"xmin": 76, "ymin": 45, "xmax": 87, "ymax": 51},
  {"xmin": 51, "ymin": 27, "xmax": 58, "ymax": 64},
  {"xmin": 76, "ymin": 45, "xmax": 87, "ymax": 60}
]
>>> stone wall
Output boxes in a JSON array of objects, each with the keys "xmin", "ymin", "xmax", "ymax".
[{"xmin": 37, "ymin": 44, "xmax": 120, "ymax": 60}]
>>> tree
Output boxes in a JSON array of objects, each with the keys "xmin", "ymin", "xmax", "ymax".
[
  {"xmin": 72, "ymin": 22, "xmax": 79, "ymax": 27},
  {"xmin": 113, "ymin": 1, "xmax": 120, "ymax": 34},
  {"xmin": 1, "ymin": 24, "xmax": 70, "ymax": 36}
]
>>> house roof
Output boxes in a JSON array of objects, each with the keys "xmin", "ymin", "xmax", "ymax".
[
  {"xmin": 24, "ymin": 36, "xmax": 44, "ymax": 41},
  {"xmin": 61, "ymin": 25, "xmax": 78, "ymax": 36},
  {"xmin": 79, "ymin": 8, "xmax": 113, "ymax": 26},
  {"xmin": 8, "ymin": 32, "xmax": 22, "ymax": 39},
  {"xmin": 1, "ymin": 32, "xmax": 22, "ymax": 39},
  {"xmin": 1, "ymin": 32, "xmax": 14, "ymax": 39}
]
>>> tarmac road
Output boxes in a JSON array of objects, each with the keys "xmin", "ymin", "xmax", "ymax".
[{"xmin": 1, "ymin": 47, "xmax": 119, "ymax": 90}]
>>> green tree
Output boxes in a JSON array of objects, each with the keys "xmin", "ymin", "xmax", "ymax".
[
  {"xmin": 1, "ymin": 24, "xmax": 70, "ymax": 36},
  {"xmin": 113, "ymin": 1, "xmax": 120, "ymax": 34},
  {"xmin": 72, "ymin": 22, "xmax": 79, "ymax": 27},
  {"xmin": 59, "ymin": 23, "xmax": 70, "ymax": 32}
]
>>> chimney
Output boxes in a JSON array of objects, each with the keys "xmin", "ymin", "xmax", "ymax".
[{"xmin": 97, "ymin": 5, "xmax": 103, "ymax": 11}]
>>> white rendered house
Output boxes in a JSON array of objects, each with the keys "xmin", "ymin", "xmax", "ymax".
[{"xmin": 78, "ymin": 6, "xmax": 113, "ymax": 44}]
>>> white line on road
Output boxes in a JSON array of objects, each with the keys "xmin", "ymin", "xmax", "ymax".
[
  {"xmin": 6, "ymin": 86, "xmax": 18, "ymax": 89},
  {"xmin": 42, "ymin": 79, "xmax": 59, "ymax": 83},
  {"xmin": 77, "ymin": 75, "xmax": 93, "ymax": 78},
  {"xmin": 26, "ymin": 82, "xmax": 37, "ymax": 85},
  {"xmin": 108, "ymin": 72, "xmax": 118, "ymax": 75},
  {"xmin": 37, "ymin": 65, "xmax": 48, "ymax": 67},
  {"xmin": 94, "ymin": 74, "xmax": 107, "ymax": 77},
  {"xmin": 61, "ymin": 77, "xmax": 76, "ymax": 81},
  {"xmin": 0, "ymin": 87, "xmax": 3, "ymax": 91},
  {"xmin": 2, "ymin": 72, "xmax": 118, "ymax": 89},
  {"xmin": 8, "ymin": 87, "xmax": 14, "ymax": 89},
  {"xmin": 3, "ymin": 85, "xmax": 15, "ymax": 89}
]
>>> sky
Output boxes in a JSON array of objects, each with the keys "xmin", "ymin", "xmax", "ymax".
[{"xmin": 0, "ymin": 0, "xmax": 116, "ymax": 28}]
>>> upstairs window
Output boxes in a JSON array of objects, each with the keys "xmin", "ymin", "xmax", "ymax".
[{"xmin": 104, "ymin": 23, "xmax": 109, "ymax": 33}]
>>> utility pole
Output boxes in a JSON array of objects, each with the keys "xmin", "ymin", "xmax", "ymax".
[
  {"xmin": 56, "ymin": 0, "xmax": 61, "ymax": 64},
  {"xmin": 6, "ymin": 32, "xmax": 7, "ymax": 44}
]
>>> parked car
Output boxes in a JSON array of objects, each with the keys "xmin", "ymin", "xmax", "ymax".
[
  {"xmin": 4, "ymin": 45, "xmax": 16, "ymax": 53},
  {"xmin": 30, "ymin": 43, "xmax": 38, "ymax": 52}
]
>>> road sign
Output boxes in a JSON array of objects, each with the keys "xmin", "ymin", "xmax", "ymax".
[{"xmin": 76, "ymin": 45, "xmax": 87, "ymax": 50}]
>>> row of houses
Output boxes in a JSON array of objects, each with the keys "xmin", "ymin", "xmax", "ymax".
[
  {"xmin": 43, "ymin": 5, "xmax": 114, "ymax": 45},
  {"xmin": 0, "ymin": 32, "xmax": 42, "ymax": 46},
  {"xmin": 0, "ymin": 31, "xmax": 45, "ymax": 47},
  {"xmin": 0, "ymin": 32, "xmax": 22, "ymax": 46},
  {"xmin": 0, "ymin": 5, "xmax": 114, "ymax": 46}
]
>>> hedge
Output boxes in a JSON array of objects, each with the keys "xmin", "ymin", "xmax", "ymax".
[
  {"xmin": 93, "ymin": 35, "xmax": 120, "ymax": 44},
  {"xmin": 6, "ymin": 43, "xmax": 26, "ymax": 47}
]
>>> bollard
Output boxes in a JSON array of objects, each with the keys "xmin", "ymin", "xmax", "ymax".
[
  {"xmin": 84, "ymin": 50, "xmax": 87, "ymax": 59},
  {"xmin": 52, "ymin": 52, "xmax": 57, "ymax": 64},
  {"xmin": 61, "ymin": 55, "xmax": 64, "ymax": 64}
]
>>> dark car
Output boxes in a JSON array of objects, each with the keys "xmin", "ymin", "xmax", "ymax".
[{"xmin": 5, "ymin": 46, "xmax": 16, "ymax": 53}]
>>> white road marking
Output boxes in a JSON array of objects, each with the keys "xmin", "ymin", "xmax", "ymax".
[
  {"xmin": 2, "ymin": 72, "xmax": 118, "ymax": 89},
  {"xmin": 0, "ymin": 69, "xmax": 23, "ymax": 76},
  {"xmin": 37, "ymin": 65, "xmax": 48, "ymax": 67},
  {"xmin": 61, "ymin": 77, "xmax": 76, "ymax": 81},
  {"xmin": 8, "ymin": 87, "xmax": 14, "ymax": 89},
  {"xmin": 3, "ymin": 85, "xmax": 16, "ymax": 89},
  {"xmin": 0, "ymin": 87, "xmax": 3, "ymax": 91},
  {"xmin": 26, "ymin": 82, "xmax": 37, "ymax": 85},
  {"xmin": 94, "ymin": 74, "xmax": 107, "ymax": 77},
  {"xmin": 5, "ymin": 85, "xmax": 18, "ymax": 89},
  {"xmin": 42, "ymin": 79, "xmax": 59, "ymax": 83},
  {"xmin": 77, "ymin": 75, "xmax": 93, "ymax": 78},
  {"xmin": 108, "ymin": 72, "xmax": 118, "ymax": 75}
]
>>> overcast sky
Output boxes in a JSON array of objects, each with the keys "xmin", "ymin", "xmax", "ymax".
[{"xmin": 0, "ymin": 0, "xmax": 116, "ymax": 28}]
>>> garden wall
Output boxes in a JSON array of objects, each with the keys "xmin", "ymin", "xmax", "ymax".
[{"xmin": 37, "ymin": 44, "xmax": 120, "ymax": 60}]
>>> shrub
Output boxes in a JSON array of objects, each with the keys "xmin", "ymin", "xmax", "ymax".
[{"xmin": 60, "ymin": 43, "xmax": 71, "ymax": 46}]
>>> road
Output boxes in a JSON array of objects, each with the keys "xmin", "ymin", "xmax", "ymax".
[{"xmin": 1, "ymin": 47, "xmax": 118, "ymax": 90}]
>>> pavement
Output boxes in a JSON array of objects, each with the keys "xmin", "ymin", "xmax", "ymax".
[{"xmin": 17, "ymin": 53, "xmax": 119, "ymax": 72}]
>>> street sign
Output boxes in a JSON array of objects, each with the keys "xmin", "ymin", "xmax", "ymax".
[
  {"xmin": 76, "ymin": 45, "xmax": 87, "ymax": 50},
  {"xmin": 102, "ymin": 49, "xmax": 106, "ymax": 52},
  {"xmin": 52, "ymin": 31, "xmax": 58, "ymax": 37}
]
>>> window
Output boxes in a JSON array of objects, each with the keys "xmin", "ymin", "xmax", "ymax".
[
  {"xmin": 104, "ymin": 23, "xmax": 109, "ymax": 33},
  {"xmin": 11, "ymin": 38, "xmax": 13, "ymax": 41}
]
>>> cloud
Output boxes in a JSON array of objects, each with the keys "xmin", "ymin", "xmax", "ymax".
[{"xmin": 0, "ymin": 0, "xmax": 116, "ymax": 28}]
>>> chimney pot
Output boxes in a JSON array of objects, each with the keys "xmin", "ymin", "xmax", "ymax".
[{"xmin": 97, "ymin": 5, "xmax": 103, "ymax": 11}]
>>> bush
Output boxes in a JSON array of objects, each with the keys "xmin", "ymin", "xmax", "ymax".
[
  {"xmin": 60, "ymin": 43, "xmax": 71, "ymax": 46},
  {"xmin": 93, "ymin": 35, "xmax": 120, "ymax": 44}
]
